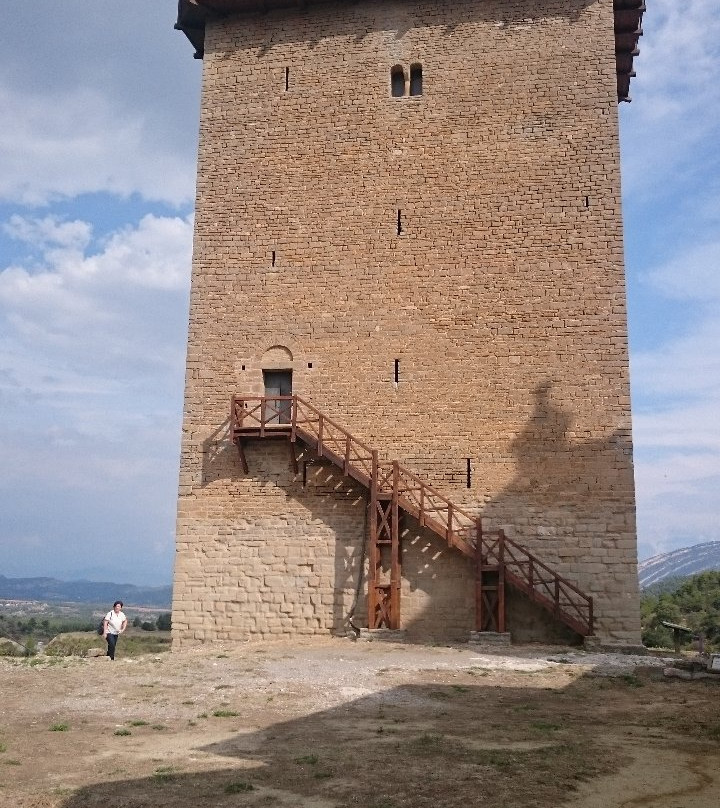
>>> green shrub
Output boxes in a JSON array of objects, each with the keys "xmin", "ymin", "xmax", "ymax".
[
  {"xmin": 45, "ymin": 633, "xmax": 103, "ymax": 657},
  {"xmin": 156, "ymin": 613, "xmax": 172, "ymax": 631},
  {"xmin": 0, "ymin": 638, "xmax": 25, "ymax": 657},
  {"xmin": 225, "ymin": 782, "xmax": 254, "ymax": 794}
]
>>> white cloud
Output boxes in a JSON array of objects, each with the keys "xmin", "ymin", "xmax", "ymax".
[
  {"xmin": 0, "ymin": 81, "xmax": 196, "ymax": 206},
  {"xmin": 648, "ymin": 242, "xmax": 720, "ymax": 301},
  {"xmin": 0, "ymin": 213, "xmax": 192, "ymax": 377},
  {"xmin": 0, "ymin": 212, "xmax": 192, "ymax": 451},
  {"xmin": 0, "ymin": 211, "xmax": 192, "ymax": 582},
  {"xmin": 630, "ymin": 235, "xmax": 720, "ymax": 555},
  {"xmin": 620, "ymin": 0, "xmax": 720, "ymax": 196},
  {"xmin": 632, "ymin": 239, "xmax": 720, "ymax": 399}
]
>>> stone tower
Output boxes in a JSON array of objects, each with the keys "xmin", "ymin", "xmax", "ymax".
[{"xmin": 173, "ymin": 0, "xmax": 645, "ymax": 647}]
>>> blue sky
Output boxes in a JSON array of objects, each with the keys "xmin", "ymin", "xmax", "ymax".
[{"xmin": 0, "ymin": 1, "xmax": 718, "ymax": 585}]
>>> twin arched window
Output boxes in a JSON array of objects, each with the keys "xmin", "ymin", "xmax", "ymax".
[{"xmin": 391, "ymin": 64, "xmax": 423, "ymax": 98}]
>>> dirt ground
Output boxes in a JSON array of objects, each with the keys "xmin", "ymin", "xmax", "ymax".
[{"xmin": 1, "ymin": 638, "xmax": 719, "ymax": 808}]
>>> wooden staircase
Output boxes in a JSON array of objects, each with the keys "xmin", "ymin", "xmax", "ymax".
[{"xmin": 231, "ymin": 395, "xmax": 594, "ymax": 638}]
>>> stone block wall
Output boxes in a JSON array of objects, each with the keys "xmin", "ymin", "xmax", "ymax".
[{"xmin": 173, "ymin": 0, "xmax": 642, "ymax": 647}]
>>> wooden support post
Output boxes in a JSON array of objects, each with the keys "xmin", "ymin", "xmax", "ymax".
[
  {"xmin": 260, "ymin": 398, "xmax": 266, "ymax": 438},
  {"xmin": 236, "ymin": 440, "xmax": 249, "ymax": 475},
  {"xmin": 344, "ymin": 435, "xmax": 351, "ymax": 476},
  {"xmin": 498, "ymin": 560, "xmax": 506, "ymax": 633},
  {"xmin": 317, "ymin": 413, "xmax": 324, "ymax": 458},
  {"xmin": 447, "ymin": 502, "xmax": 454, "ymax": 547},
  {"xmin": 390, "ymin": 461, "xmax": 401, "ymax": 630},
  {"xmin": 497, "ymin": 530, "xmax": 506, "ymax": 633},
  {"xmin": 554, "ymin": 578, "xmax": 560, "ymax": 615},
  {"xmin": 290, "ymin": 396, "xmax": 297, "ymax": 443},
  {"xmin": 474, "ymin": 518, "xmax": 483, "ymax": 632},
  {"xmin": 367, "ymin": 450, "xmax": 379, "ymax": 629},
  {"xmin": 288, "ymin": 438, "xmax": 298, "ymax": 475}
]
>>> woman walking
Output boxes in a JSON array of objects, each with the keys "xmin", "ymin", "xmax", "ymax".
[{"xmin": 102, "ymin": 600, "xmax": 127, "ymax": 660}]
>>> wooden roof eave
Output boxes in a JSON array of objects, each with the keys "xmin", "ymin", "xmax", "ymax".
[
  {"xmin": 175, "ymin": 0, "xmax": 646, "ymax": 102},
  {"xmin": 614, "ymin": 0, "xmax": 645, "ymax": 102}
]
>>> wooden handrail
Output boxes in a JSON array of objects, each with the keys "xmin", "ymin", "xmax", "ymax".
[{"xmin": 230, "ymin": 395, "xmax": 594, "ymax": 636}]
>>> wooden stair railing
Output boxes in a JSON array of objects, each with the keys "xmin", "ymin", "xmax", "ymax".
[{"xmin": 231, "ymin": 395, "xmax": 594, "ymax": 638}]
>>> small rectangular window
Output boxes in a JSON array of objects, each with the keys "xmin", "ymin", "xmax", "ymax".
[
  {"xmin": 391, "ymin": 65, "xmax": 405, "ymax": 98},
  {"xmin": 409, "ymin": 64, "xmax": 423, "ymax": 96}
]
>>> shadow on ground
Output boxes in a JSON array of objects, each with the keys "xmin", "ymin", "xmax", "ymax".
[{"xmin": 59, "ymin": 666, "xmax": 706, "ymax": 808}]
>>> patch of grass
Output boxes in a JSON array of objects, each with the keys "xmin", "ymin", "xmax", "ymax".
[
  {"xmin": 118, "ymin": 635, "xmax": 172, "ymax": 657},
  {"xmin": 530, "ymin": 721, "xmax": 562, "ymax": 732},
  {"xmin": 468, "ymin": 667, "xmax": 492, "ymax": 676},
  {"xmin": 50, "ymin": 722, "xmax": 70, "ymax": 732},
  {"xmin": 151, "ymin": 724, "xmax": 167, "ymax": 731},
  {"xmin": 224, "ymin": 781, "xmax": 254, "ymax": 793},
  {"xmin": 114, "ymin": 729, "xmax": 132, "ymax": 736},
  {"xmin": 45, "ymin": 634, "xmax": 104, "ymax": 657},
  {"xmin": 3, "ymin": 759, "xmax": 21, "ymax": 766},
  {"xmin": 472, "ymin": 750, "xmax": 515, "ymax": 769},
  {"xmin": 153, "ymin": 766, "xmax": 178, "ymax": 782},
  {"xmin": 409, "ymin": 733, "xmax": 444, "ymax": 751},
  {"xmin": 621, "ymin": 674, "xmax": 644, "ymax": 688},
  {"xmin": 512, "ymin": 703, "xmax": 536, "ymax": 713},
  {"xmin": 314, "ymin": 769, "xmax": 334, "ymax": 779},
  {"xmin": 212, "ymin": 710, "xmax": 239, "ymax": 718},
  {"xmin": 216, "ymin": 653, "xmax": 229, "ymax": 658},
  {"xmin": 127, "ymin": 720, "xmax": 149, "ymax": 727},
  {"xmin": 215, "ymin": 684, "xmax": 232, "ymax": 690},
  {"xmin": 294, "ymin": 754, "xmax": 318, "ymax": 765},
  {"xmin": 428, "ymin": 690, "xmax": 451, "ymax": 700},
  {"xmin": 182, "ymin": 700, "xmax": 195, "ymax": 705},
  {"xmin": 451, "ymin": 684, "xmax": 469, "ymax": 693},
  {"xmin": 28, "ymin": 658, "xmax": 56, "ymax": 667}
]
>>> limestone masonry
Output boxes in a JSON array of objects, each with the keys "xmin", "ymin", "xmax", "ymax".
[{"xmin": 172, "ymin": 0, "xmax": 643, "ymax": 647}]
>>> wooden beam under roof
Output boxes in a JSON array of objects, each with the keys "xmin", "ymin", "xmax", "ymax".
[{"xmin": 176, "ymin": 0, "xmax": 646, "ymax": 102}]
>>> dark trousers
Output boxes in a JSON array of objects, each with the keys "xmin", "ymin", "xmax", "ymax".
[{"xmin": 106, "ymin": 633, "xmax": 119, "ymax": 660}]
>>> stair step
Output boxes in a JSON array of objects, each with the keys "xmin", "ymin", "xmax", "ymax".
[{"xmin": 231, "ymin": 394, "xmax": 594, "ymax": 637}]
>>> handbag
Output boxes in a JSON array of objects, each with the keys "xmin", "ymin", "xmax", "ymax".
[{"xmin": 97, "ymin": 612, "xmax": 110, "ymax": 635}]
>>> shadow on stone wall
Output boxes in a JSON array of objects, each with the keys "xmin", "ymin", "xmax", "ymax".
[
  {"xmin": 192, "ymin": 378, "xmax": 635, "ymax": 643},
  {"xmin": 208, "ymin": 0, "xmax": 598, "ymax": 56},
  {"xmin": 199, "ymin": 429, "xmax": 368, "ymax": 636},
  {"xmin": 486, "ymin": 380, "xmax": 634, "ymax": 516}
]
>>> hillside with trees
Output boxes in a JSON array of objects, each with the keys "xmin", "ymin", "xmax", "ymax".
[{"xmin": 641, "ymin": 570, "xmax": 720, "ymax": 651}]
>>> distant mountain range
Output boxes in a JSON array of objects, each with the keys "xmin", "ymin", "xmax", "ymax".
[
  {"xmin": 3, "ymin": 544, "xmax": 718, "ymax": 605},
  {"xmin": 0, "ymin": 575, "xmax": 172, "ymax": 608},
  {"xmin": 639, "ymin": 541, "xmax": 720, "ymax": 589}
]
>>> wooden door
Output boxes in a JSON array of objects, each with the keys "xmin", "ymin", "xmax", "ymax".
[{"xmin": 263, "ymin": 370, "xmax": 292, "ymax": 424}]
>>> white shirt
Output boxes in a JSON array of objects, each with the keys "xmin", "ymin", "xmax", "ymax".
[{"xmin": 105, "ymin": 610, "xmax": 127, "ymax": 635}]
